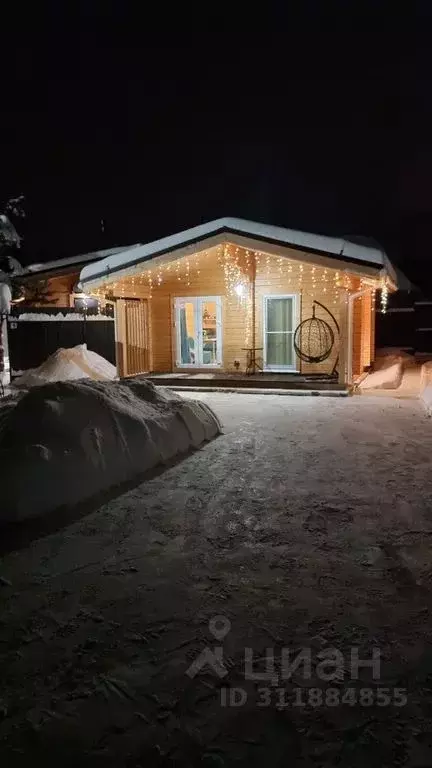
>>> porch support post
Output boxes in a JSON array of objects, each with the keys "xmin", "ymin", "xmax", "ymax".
[
  {"xmin": 115, "ymin": 299, "xmax": 128, "ymax": 377},
  {"xmin": 346, "ymin": 288, "xmax": 373, "ymax": 385},
  {"xmin": 338, "ymin": 291, "xmax": 349, "ymax": 385},
  {"xmin": 251, "ymin": 256, "xmax": 256, "ymax": 352}
]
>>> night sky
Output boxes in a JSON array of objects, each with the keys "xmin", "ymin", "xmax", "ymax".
[{"xmin": 1, "ymin": 4, "xmax": 431, "ymax": 287}]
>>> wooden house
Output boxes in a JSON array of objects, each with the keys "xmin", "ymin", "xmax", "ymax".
[
  {"xmin": 19, "ymin": 245, "xmax": 140, "ymax": 308},
  {"xmin": 79, "ymin": 218, "xmax": 398, "ymax": 386}
]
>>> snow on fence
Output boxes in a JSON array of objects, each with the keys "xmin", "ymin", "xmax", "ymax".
[
  {"xmin": 13, "ymin": 312, "xmax": 114, "ymax": 322},
  {"xmin": 376, "ymin": 295, "xmax": 432, "ymax": 354},
  {"xmin": 8, "ymin": 307, "xmax": 116, "ymax": 372}
]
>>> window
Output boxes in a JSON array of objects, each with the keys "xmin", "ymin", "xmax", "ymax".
[
  {"xmin": 174, "ymin": 297, "xmax": 222, "ymax": 367},
  {"xmin": 263, "ymin": 295, "xmax": 298, "ymax": 371}
]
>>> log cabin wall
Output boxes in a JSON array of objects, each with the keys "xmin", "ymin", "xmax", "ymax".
[
  {"xmin": 108, "ymin": 243, "xmax": 374, "ymax": 377},
  {"xmin": 352, "ymin": 291, "xmax": 374, "ymax": 378},
  {"xmin": 22, "ymin": 272, "xmax": 78, "ymax": 307},
  {"xmin": 115, "ymin": 246, "xmax": 249, "ymax": 373},
  {"xmin": 254, "ymin": 257, "xmax": 343, "ymax": 375},
  {"xmin": 352, "ymin": 296, "xmax": 363, "ymax": 379}
]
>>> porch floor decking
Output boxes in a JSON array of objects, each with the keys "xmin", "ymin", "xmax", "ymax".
[{"xmin": 145, "ymin": 372, "xmax": 346, "ymax": 391}]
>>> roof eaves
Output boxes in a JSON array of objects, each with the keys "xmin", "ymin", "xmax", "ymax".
[
  {"xmin": 24, "ymin": 244, "xmax": 141, "ymax": 278},
  {"xmin": 80, "ymin": 218, "xmax": 393, "ymax": 288}
]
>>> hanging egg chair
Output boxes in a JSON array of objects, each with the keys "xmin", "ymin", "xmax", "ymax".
[{"xmin": 294, "ymin": 304, "xmax": 335, "ymax": 364}]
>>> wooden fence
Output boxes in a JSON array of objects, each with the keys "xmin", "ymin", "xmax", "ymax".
[
  {"xmin": 376, "ymin": 292, "xmax": 432, "ymax": 354},
  {"xmin": 7, "ymin": 307, "xmax": 116, "ymax": 373}
]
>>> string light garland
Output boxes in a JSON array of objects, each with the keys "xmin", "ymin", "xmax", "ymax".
[
  {"xmin": 88, "ymin": 246, "xmax": 387, "ymax": 352},
  {"xmin": 380, "ymin": 281, "xmax": 389, "ymax": 313}
]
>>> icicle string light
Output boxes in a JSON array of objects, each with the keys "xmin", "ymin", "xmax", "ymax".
[
  {"xmin": 87, "ymin": 245, "xmax": 385, "ymax": 345},
  {"xmin": 380, "ymin": 281, "xmax": 389, "ymax": 313}
]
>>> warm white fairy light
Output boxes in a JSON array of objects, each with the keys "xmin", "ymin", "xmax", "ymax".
[
  {"xmin": 219, "ymin": 244, "xmax": 248, "ymax": 300},
  {"xmin": 311, "ymin": 265, "xmax": 317, "ymax": 292},
  {"xmin": 87, "ymin": 248, "xmax": 378, "ymax": 354},
  {"xmin": 380, "ymin": 281, "xmax": 389, "ymax": 313}
]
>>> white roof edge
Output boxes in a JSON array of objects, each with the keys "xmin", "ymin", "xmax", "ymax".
[
  {"xmin": 25, "ymin": 244, "xmax": 141, "ymax": 275},
  {"xmin": 80, "ymin": 217, "xmax": 396, "ymax": 287}
]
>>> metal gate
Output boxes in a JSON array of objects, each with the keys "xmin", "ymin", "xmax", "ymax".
[{"xmin": 116, "ymin": 299, "xmax": 150, "ymax": 376}]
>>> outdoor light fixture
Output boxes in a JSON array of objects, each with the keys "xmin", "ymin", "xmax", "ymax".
[
  {"xmin": 74, "ymin": 290, "xmax": 89, "ymax": 302},
  {"xmin": 73, "ymin": 292, "xmax": 99, "ymax": 313}
]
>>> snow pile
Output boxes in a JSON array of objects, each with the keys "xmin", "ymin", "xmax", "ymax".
[
  {"xmin": 14, "ymin": 344, "xmax": 117, "ymax": 388},
  {"xmin": 374, "ymin": 348, "xmax": 413, "ymax": 371},
  {"xmin": 0, "ymin": 378, "xmax": 221, "ymax": 521},
  {"xmin": 359, "ymin": 362, "xmax": 403, "ymax": 390},
  {"xmin": 420, "ymin": 361, "xmax": 432, "ymax": 389},
  {"xmin": 420, "ymin": 361, "xmax": 432, "ymax": 415}
]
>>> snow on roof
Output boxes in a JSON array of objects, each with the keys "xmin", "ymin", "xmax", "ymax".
[
  {"xmin": 80, "ymin": 217, "xmax": 397, "ymax": 288},
  {"xmin": 25, "ymin": 244, "xmax": 141, "ymax": 276}
]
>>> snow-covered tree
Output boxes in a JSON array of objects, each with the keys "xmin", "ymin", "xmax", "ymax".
[
  {"xmin": 0, "ymin": 197, "xmax": 25, "ymax": 386},
  {"xmin": 0, "ymin": 196, "xmax": 25, "ymax": 294},
  {"xmin": 0, "ymin": 195, "xmax": 24, "ymax": 255}
]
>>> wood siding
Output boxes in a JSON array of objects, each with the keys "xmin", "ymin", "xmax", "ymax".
[
  {"xmin": 23, "ymin": 273, "xmax": 78, "ymax": 307},
  {"xmin": 352, "ymin": 292, "xmax": 374, "ymax": 378},
  {"xmin": 107, "ymin": 244, "xmax": 376, "ymax": 379},
  {"xmin": 148, "ymin": 254, "xmax": 249, "ymax": 372},
  {"xmin": 254, "ymin": 259, "xmax": 342, "ymax": 375},
  {"xmin": 115, "ymin": 299, "xmax": 150, "ymax": 376}
]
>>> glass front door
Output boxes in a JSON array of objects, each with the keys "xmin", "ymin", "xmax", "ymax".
[
  {"xmin": 175, "ymin": 297, "xmax": 222, "ymax": 367},
  {"xmin": 263, "ymin": 295, "xmax": 297, "ymax": 371}
]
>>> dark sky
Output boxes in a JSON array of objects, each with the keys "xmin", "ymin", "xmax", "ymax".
[{"xmin": 1, "ymin": 3, "xmax": 431, "ymax": 286}]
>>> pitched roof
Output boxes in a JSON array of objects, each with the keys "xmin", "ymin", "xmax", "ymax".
[
  {"xmin": 24, "ymin": 244, "xmax": 141, "ymax": 278},
  {"xmin": 80, "ymin": 217, "xmax": 397, "ymax": 288}
]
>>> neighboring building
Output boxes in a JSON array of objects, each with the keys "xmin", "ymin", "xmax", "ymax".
[
  {"xmin": 20, "ymin": 244, "xmax": 141, "ymax": 307},
  {"xmin": 79, "ymin": 217, "xmax": 398, "ymax": 385},
  {"xmin": 1, "ymin": 244, "xmax": 140, "ymax": 385},
  {"xmin": 375, "ymin": 268, "xmax": 432, "ymax": 356}
]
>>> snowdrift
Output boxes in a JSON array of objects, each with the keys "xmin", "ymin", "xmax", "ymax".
[
  {"xmin": 374, "ymin": 348, "xmax": 414, "ymax": 371},
  {"xmin": 359, "ymin": 362, "xmax": 403, "ymax": 391},
  {"xmin": 420, "ymin": 362, "xmax": 432, "ymax": 415},
  {"xmin": 14, "ymin": 344, "xmax": 117, "ymax": 388},
  {"xmin": 0, "ymin": 378, "xmax": 221, "ymax": 521}
]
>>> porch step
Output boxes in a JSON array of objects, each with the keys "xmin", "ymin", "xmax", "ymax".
[
  {"xmin": 170, "ymin": 386, "xmax": 350, "ymax": 397},
  {"xmin": 145, "ymin": 375, "xmax": 347, "ymax": 392}
]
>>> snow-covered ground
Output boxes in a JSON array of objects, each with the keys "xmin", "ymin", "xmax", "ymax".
[
  {"xmin": 360, "ymin": 352, "xmax": 428, "ymax": 399},
  {"xmin": 1, "ymin": 393, "xmax": 432, "ymax": 765}
]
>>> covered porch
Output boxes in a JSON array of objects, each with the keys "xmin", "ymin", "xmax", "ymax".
[{"xmin": 78, "ymin": 218, "xmax": 397, "ymax": 387}]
